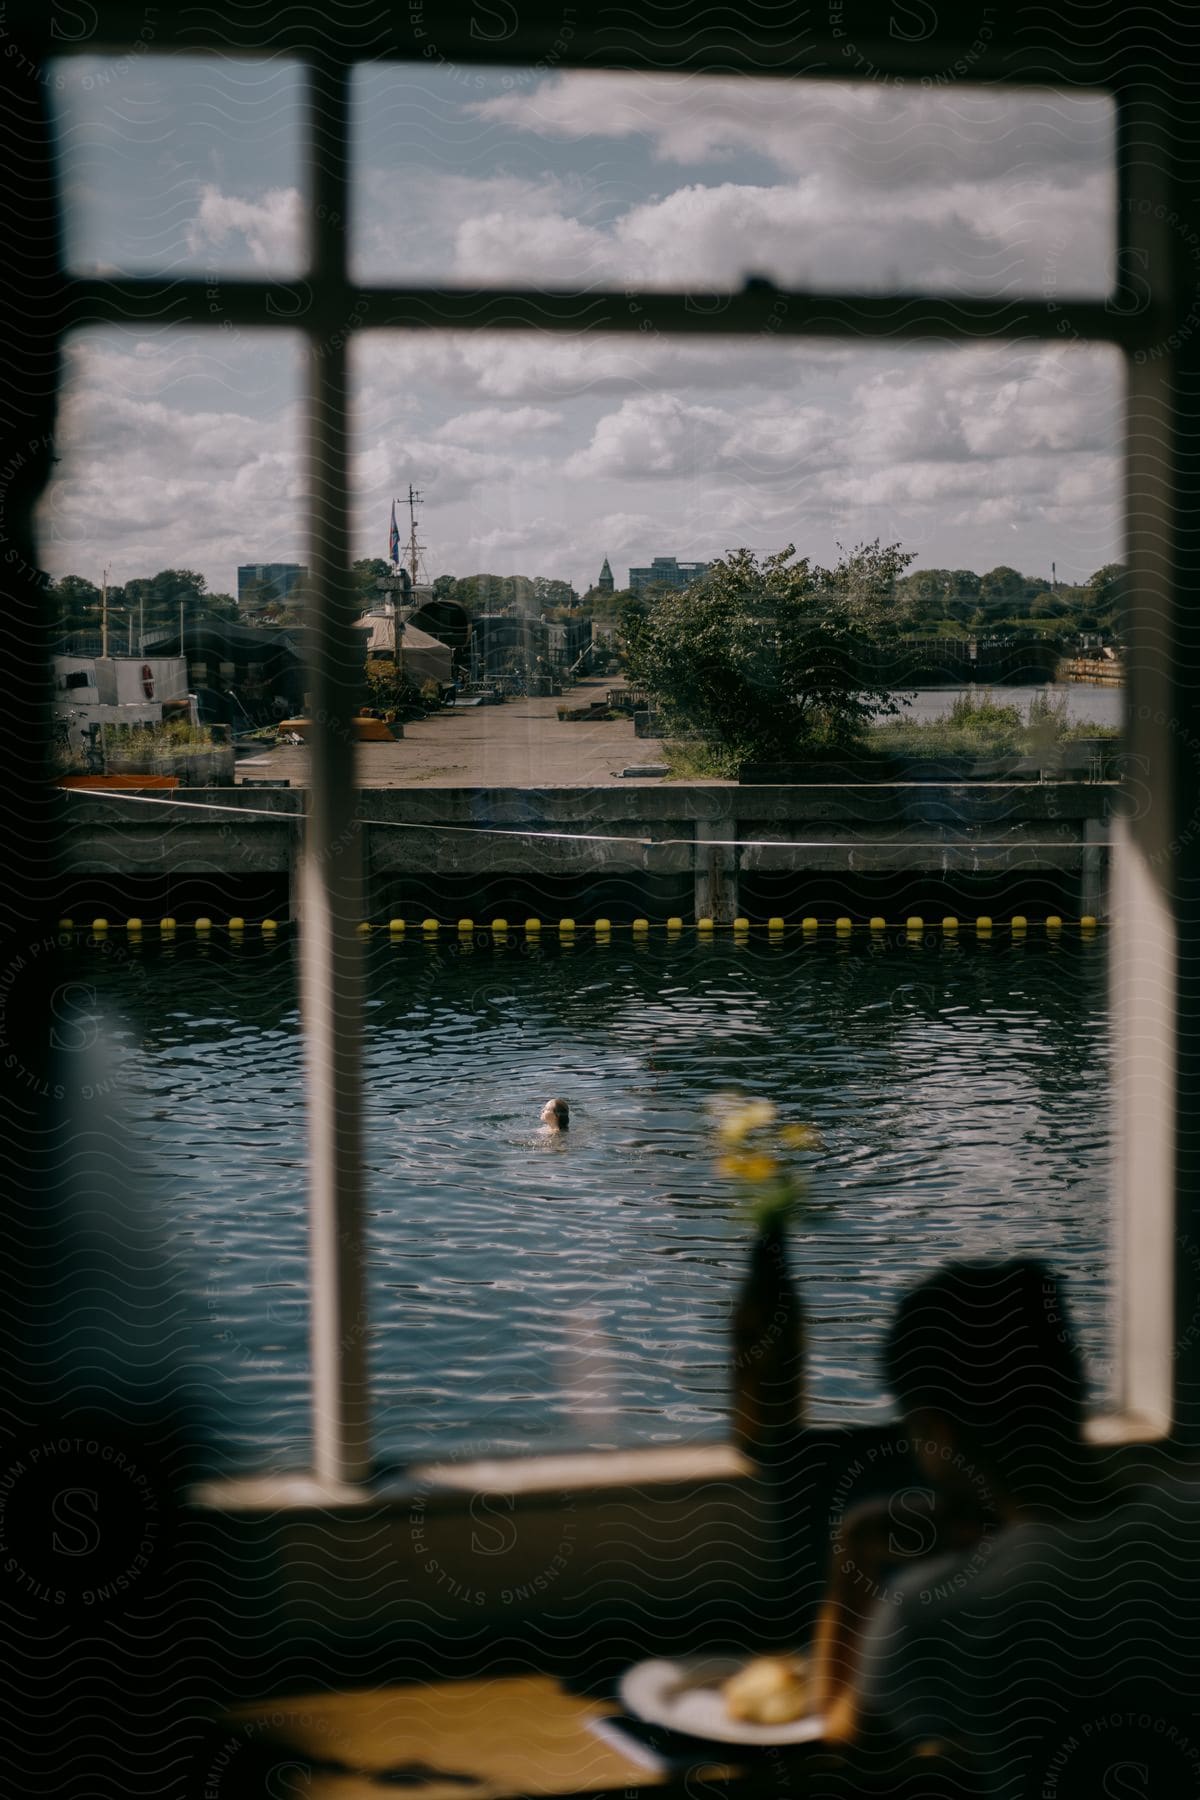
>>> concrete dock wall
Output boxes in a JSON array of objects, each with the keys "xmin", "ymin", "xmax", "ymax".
[{"xmin": 57, "ymin": 783, "xmax": 1115, "ymax": 920}]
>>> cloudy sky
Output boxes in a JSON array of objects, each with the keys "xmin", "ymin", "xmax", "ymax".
[{"xmin": 42, "ymin": 59, "xmax": 1121, "ymax": 595}]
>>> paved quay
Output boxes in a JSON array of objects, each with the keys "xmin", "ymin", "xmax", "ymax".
[{"xmin": 234, "ymin": 681, "xmax": 688, "ymax": 789}]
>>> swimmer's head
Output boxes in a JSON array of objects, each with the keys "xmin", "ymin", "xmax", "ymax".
[{"xmin": 541, "ymin": 1098, "xmax": 570, "ymax": 1131}]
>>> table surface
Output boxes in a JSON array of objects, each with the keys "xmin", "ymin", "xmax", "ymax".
[{"xmin": 227, "ymin": 1673, "xmax": 733, "ymax": 1800}]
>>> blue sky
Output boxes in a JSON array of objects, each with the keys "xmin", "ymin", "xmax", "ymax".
[{"xmin": 43, "ymin": 59, "xmax": 1121, "ymax": 594}]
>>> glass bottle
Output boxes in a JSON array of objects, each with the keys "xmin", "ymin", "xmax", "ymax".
[{"xmin": 731, "ymin": 1217, "xmax": 806, "ymax": 1464}]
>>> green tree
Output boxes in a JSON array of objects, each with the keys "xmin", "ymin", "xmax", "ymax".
[
  {"xmin": 351, "ymin": 557, "xmax": 392, "ymax": 602},
  {"xmin": 624, "ymin": 542, "xmax": 913, "ymax": 772},
  {"xmin": 124, "ymin": 569, "xmax": 208, "ymax": 638},
  {"xmin": 49, "ymin": 573, "xmax": 101, "ymax": 631},
  {"xmin": 977, "ymin": 566, "xmax": 1028, "ymax": 625},
  {"xmin": 533, "ymin": 576, "xmax": 575, "ymax": 608},
  {"xmin": 1085, "ymin": 562, "xmax": 1124, "ymax": 635}
]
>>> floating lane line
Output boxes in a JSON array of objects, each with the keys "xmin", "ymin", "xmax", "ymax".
[{"xmin": 58, "ymin": 915, "xmax": 1104, "ymax": 934}]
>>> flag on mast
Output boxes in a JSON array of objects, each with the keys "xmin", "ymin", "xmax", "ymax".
[{"xmin": 389, "ymin": 499, "xmax": 401, "ymax": 567}]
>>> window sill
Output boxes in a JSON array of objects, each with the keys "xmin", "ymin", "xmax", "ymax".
[
  {"xmin": 192, "ymin": 1414, "xmax": 1167, "ymax": 1515},
  {"xmin": 192, "ymin": 1440, "xmax": 751, "ymax": 1512}
]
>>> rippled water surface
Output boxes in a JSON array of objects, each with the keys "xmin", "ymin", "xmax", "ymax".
[{"xmin": 86, "ymin": 933, "xmax": 1111, "ymax": 1473}]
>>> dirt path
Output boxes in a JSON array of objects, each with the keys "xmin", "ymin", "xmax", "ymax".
[{"xmin": 235, "ymin": 681, "xmax": 686, "ymax": 788}]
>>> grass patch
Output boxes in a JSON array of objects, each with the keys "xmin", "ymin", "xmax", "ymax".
[
  {"xmin": 102, "ymin": 720, "xmax": 219, "ymax": 755},
  {"xmin": 870, "ymin": 690, "xmax": 1120, "ymax": 759}
]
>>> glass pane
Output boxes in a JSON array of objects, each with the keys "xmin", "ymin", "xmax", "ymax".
[
  {"xmin": 313, "ymin": 329, "xmax": 1124, "ymax": 1462},
  {"xmin": 42, "ymin": 329, "xmax": 306, "ymax": 1477},
  {"xmin": 50, "ymin": 57, "xmax": 306, "ymax": 276},
  {"xmin": 352, "ymin": 69, "xmax": 1114, "ymax": 299}
]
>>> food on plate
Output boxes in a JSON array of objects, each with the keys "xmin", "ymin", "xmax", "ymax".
[{"xmin": 723, "ymin": 1654, "xmax": 811, "ymax": 1725}]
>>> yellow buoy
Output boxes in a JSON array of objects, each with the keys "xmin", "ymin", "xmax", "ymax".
[
  {"xmin": 802, "ymin": 916, "xmax": 819, "ymax": 931},
  {"xmin": 228, "ymin": 917, "xmax": 245, "ymax": 930},
  {"xmin": 768, "ymin": 916, "xmax": 785, "ymax": 931},
  {"xmin": 976, "ymin": 916, "xmax": 993, "ymax": 930},
  {"xmin": 1046, "ymin": 915, "xmax": 1063, "ymax": 929},
  {"xmin": 390, "ymin": 919, "xmax": 406, "ymax": 933},
  {"xmin": 92, "ymin": 918, "xmax": 109, "ymax": 931},
  {"xmin": 633, "ymin": 917, "xmax": 650, "ymax": 933},
  {"xmin": 423, "ymin": 918, "xmax": 440, "ymax": 932},
  {"xmin": 595, "ymin": 917, "xmax": 612, "ymax": 932},
  {"xmin": 869, "ymin": 916, "xmax": 886, "ymax": 930},
  {"xmin": 357, "ymin": 921, "xmax": 372, "ymax": 933},
  {"xmin": 457, "ymin": 919, "xmax": 473, "ymax": 933},
  {"xmin": 697, "ymin": 917, "xmax": 714, "ymax": 932},
  {"xmin": 160, "ymin": 916, "xmax": 176, "ymax": 931},
  {"xmin": 58, "ymin": 918, "xmax": 73, "ymax": 931},
  {"xmin": 491, "ymin": 918, "xmax": 508, "ymax": 932},
  {"xmin": 942, "ymin": 916, "xmax": 959, "ymax": 931},
  {"xmin": 666, "ymin": 916, "xmax": 683, "ymax": 931},
  {"xmin": 559, "ymin": 918, "xmax": 576, "ymax": 932},
  {"xmin": 906, "ymin": 916, "xmax": 923, "ymax": 930},
  {"xmin": 1011, "ymin": 915, "xmax": 1027, "ymax": 930},
  {"xmin": 835, "ymin": 916, "xmax": 852, "ymax": 931},
  {"xmin": 733, "ymin": 916, "xmax": 750, "ymax": 932},
  {"xmin": 1081, "ymin": 914, "xmax": 1099, "ymax": 928},
  {"xmin": 525, "ymin": 917, "xmax": 541, "ymax": 932},
  {"xmin": 126, "ymin": 917, "xmax": 143, "ymax": 931},
  {"xmin": 195, "ymin": 917, "xmax": 213, "ymax": 932},
  {"xmin": 262, "ymin": 919, "xmax": 278, "ymax": 932}
]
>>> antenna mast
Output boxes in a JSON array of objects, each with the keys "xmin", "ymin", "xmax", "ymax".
[{"xmin": 407, "ymin": 485, "xmax": 424, "ymax": 587}]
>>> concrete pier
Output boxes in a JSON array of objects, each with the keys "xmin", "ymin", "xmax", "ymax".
[{"xmin": 58, "ymin": 782, "xmax": 1115, "ymax": 920}]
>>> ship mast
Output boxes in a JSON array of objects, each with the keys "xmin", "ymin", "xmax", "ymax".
[{"xmin": 407, "ymin": 484, "xmax": 424, "ymax": 586}]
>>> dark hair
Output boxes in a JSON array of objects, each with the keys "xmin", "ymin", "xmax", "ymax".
[{"xmin": 885, "ymin": 1259, "xmax": 1086, "ymax": 1504}]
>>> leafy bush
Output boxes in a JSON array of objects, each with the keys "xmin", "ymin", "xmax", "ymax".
[{"xmin": 625, "ymin": 542, "xmax": 912, "ymax": 775}]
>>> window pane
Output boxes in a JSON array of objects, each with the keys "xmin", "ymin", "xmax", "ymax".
[
  {"xmin": 328, "ymin": 330, "xmax": 1123, "ymax": 1462},
  {"xmin": 352, "ymin": 69, "xmax": 1114, "ymax": 299},
  {"xmin": 50, "ymin": 57, "xmax": 306, "ymax": 276},
  {"xmin": 43, "ymin": 329, "xmax": 306, "ymax": 1476}
]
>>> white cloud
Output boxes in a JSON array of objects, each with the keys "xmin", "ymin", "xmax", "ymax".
[
  {"xmin": 566, "ymin": 393, "xmax": 834, "ymax": 482},
  {"xmin": 419, "ymin": 75, "xmax": 1115, "ymax": 296},
  {"xmin": 469, "ymin": 74, "xmax": 1112, "ymax": 188},
  {"xmin": 435, "ymin": 405, "xmax": 563, "ymax": 444},
  {"xmin": 185, "ymin": 184, "xmax": 304, "ymax": 270}
]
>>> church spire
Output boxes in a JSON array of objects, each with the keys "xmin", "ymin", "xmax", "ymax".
[{"xmin": 598, "ymin": 555, "xmax": 614, "ymax": 594}]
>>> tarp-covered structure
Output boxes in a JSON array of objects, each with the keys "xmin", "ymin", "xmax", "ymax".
[{"xmin": 354, "ymin": 611, "xmax": 453, "ymax": 686}]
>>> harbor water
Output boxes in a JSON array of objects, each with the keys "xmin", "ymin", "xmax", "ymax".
[
  {"xmin": 889, "ymin": 685, "xmax": 1123, "ymax": 727},
  {"xmin": 81, "ymin": 931, "xmax": 1111, "ymax": 1474}
]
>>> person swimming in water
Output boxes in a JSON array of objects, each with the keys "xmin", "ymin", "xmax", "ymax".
[{"xmin": 540, "ymin": 1098, "xmax": 569, "ymax": 1133}]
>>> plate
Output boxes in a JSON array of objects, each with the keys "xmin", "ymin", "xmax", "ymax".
[{"xmin": 618, "ymin": 1655, "xmax": 826, "ymax": 1747}]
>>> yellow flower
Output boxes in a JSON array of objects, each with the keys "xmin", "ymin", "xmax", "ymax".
[
  {"xmin": 715, "ymin": 1098, "xmax": 778, "ymax": 1143},
  {"xmin": 718, "ymin": 1152, "xmax": 781, "ymax": 1183},
  {"xmin": 780, "ymin": 1123, "xmax": 823, "ymax": 1150}
]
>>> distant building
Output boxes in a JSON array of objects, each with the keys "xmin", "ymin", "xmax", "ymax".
[
  {"xmin": 628, "ymin": 556, "xmax": 709, "ymax": 595},
  {"xmin": 597, "ymin": 556, "xmax": 614, "ymax": 594},
  {"xmin": 237, "ymin": 562, "xmax": 308, "ymax": 608}
]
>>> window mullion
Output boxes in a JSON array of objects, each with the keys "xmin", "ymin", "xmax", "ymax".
[{"xmin": 301, "ymin": 54, "xmax": 370, "ymax": 1484}]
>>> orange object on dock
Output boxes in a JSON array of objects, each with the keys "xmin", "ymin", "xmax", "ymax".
[
  {"xmin": 278, "ymin": 716, "xmax": 402, "ymax": 743},
  {"xmin": 57, "ymin": 773, "xmax": 180, "ymax": 789}
]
